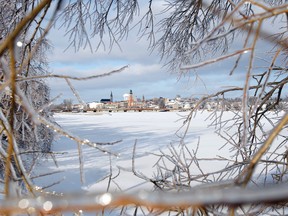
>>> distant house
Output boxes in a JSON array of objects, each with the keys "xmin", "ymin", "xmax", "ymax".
[
  {"xmin": 88, "ymin": 102, "xmax": 104, "ymax": 110},
  {"xmin": 183, "ymin": 103, "xmax": 191, "ymax": 110},
  {"xmin": 166, "ymin": 99, "xmax": 183, "ymax": 109},
  {"xmin": 72, "ymin": 103, "xmax": 87, "ymax": 112}
]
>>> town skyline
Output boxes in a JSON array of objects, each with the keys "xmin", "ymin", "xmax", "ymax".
[
  {"xmin": 46, "ymin": 1, "xmax": 287, "ymax": 106},
  {"xmin": 46, "ymin": 0, "xmax": 250, "ymax": 104}
]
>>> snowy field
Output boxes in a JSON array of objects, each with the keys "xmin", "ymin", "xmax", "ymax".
[{"xmin": 35, "ymin": 111, "xmax": 229, "ymax": 194}]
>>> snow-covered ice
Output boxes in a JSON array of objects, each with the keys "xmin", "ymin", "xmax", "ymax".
[
  {"xmin": 30, "ymin": 110, "xmax": 288, "ymax": 216},
  {"xmin": 35, "ymin": 111, "xmax": 227, "ymax": 194}
]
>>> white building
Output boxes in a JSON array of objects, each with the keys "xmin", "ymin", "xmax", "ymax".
[{"xmin": 88, "ymin": 102, "xmax": 104, "ymax": 110}]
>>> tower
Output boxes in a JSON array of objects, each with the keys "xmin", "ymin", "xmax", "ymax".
[
  {"xmin": 128, "ymin": 89, "xmax": 133, "ymax": 107},
  {"xmin": 110, "ymin": 91, "xmax": 113, "ymax": 102}
]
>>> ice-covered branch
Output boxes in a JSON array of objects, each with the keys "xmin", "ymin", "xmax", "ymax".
[
  {"xmin": 16, "ymin": 65, "xmax": 129, "ymax": 82},
  {"xmin": 2, "ymin": 184, "xmax": 288, "ymax": 214}
]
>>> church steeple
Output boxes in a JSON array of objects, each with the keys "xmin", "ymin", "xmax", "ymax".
[{"xmin": 110, "ymin": 91, "xmax": 113, "ymax": 102}]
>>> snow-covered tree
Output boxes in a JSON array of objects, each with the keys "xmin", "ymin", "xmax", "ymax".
[{"xmin": 0, "ymin": 0, "xmax": 55, "ymax": 194}]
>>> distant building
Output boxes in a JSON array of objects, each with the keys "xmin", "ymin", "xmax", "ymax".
[
  {"xmin": 100, "ymin": 91, "xmax": 113, "ymax": 104},
  {"xmin": 88, "ymin": 102, "xmax": 103, "ymax": 110},
  {"xmin": 128, "ymin": 89, "xmax": 134, "ymax": 107},
  {"xmin": 123, "ymin": 90, "xmax": 135, "ymax": 108},
  {"xmin": 72, "ymin": 103, "xmax": 87, "ymax": 112},
  {"xmin": 110, "ymin": 91, "xmax": 113, "ymax": 102},
  {"xmin": 100, "ymin": 99, "xmax": 111, "ymax": 104},
  {"xmin": 166, "ymin": 99, "xmax": 183, "ymax": 109},
  {"xmin": 123, "ymin": 93, "xmax": 129, "ymax": 101}
]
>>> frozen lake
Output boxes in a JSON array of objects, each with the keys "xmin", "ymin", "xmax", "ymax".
[
  {"xmin": 35, "ymin": 111, "xmax": 229, "ymax": 194},
  {"xmin": 32, "ymin": 110, "xmax": 288, "ymax": 215}
]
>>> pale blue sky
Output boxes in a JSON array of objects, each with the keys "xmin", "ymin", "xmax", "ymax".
[
  {"xmin": 46, "ymin": 1, "xmax": 287, "ymax": 103},
  {"xmin": 46, "ymin": 34, "xmax": 247, "ymax": 103}
]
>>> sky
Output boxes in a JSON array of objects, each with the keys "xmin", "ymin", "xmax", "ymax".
[{"xmin": 45, "ymin": 1, "xmax": 287, "ymax": 104}]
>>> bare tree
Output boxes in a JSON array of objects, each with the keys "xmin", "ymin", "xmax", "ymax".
[
  {"xmin": 0, "ymin": 0, "xmax": 57, "ymax": 194},
  {"xmin": 62, "ymin": 98, "xmax": 73, "ymax": 111}
]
